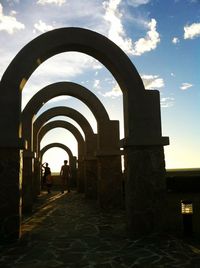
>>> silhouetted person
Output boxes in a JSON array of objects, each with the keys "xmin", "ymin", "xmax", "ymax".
[
  {"xmin": 60, "ymin": 160, "xmax": 71, "ymax": 193},
  {"xmin": 42, "ymin": 162, "xmax": 52, "ymax": 193}
]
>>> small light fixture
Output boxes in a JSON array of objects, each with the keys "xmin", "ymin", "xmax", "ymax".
[{"xmin": 181, "ymin": 200, "xmax": 193, "ymax": 214}]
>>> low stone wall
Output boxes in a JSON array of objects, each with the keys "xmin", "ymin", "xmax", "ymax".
[
  {"xmin": 51, "ymin": 174, "xmax": 62, "ymax": 186},
  {"xmin": 166, "ymin": 169, "xmax": 200, "ymax": 236}
]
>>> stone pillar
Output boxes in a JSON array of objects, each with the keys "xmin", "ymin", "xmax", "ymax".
[
  {"xmin": 0, "ymin": 148, "xmax": 22, "ymax": 242},
  {"xmin": 77, "ymin": 157, "xmax": 85, "ymax": 193},
  {"xmin": 125, "ymin": 145, "xmax": 167, "ymax": 237},
  {"xmin": 97, "ymin": 121, "xmax": 123, "ymax": 208},
  {"xmin": 84, "ymin": 134, "xmax": 98, "ymax": 199},
  {"xmin": 70, "ymin": 156, "xmax": 77, "ymax": 188},
  {"xmin": 22, "ymin": 151, "xmax": 34, "ymax": 214},
  {"xmin": 97, "ymin": 153, "xmax": 122, "ymax": 208},
  {"xmin": 84, "ymin": 157, "xmax": 98, "ymax": 199},
  {"xmin": 33, "ymin": 157, "xmax": 41, "ymax": 198}
]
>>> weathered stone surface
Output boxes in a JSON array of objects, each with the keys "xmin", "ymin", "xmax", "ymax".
[
  {"xmin": 125, "ymin": 145, "xmax": 167, "ymax": 237},
  {"xmin": 84, "ymin": 159, "xmax": 98, "ymax": 199},
  {"xmin": 0, "ymin": 148, "xmax": 22, "ymax": 241},
  {"xmin": 22, "ymin": 155, "xmax": 33, "ymax": 214},
  {"xmin": 0, "ymin": 191, "xmax": 200, "ymax": 267},
  {"xmin": 97, "ymin": 155, "xmax": 123, "ymax": 209}
]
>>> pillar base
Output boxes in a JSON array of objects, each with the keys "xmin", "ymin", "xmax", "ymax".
[
  {"xmin": 97, "ymin": 155, "xmax": 123, "ymax": 209},
  {"xmin": 84, "ymin": 158, "xmax": 98, "ymax": 199},
  {"xmin": 0, "ymin": 148, "xmax": 22, "ymax": 242},
  {"xmin": 22, "ymin": 154, "xmax": 33, "ymax": 214},
  {"xmin": 125, "ymin": 145, "xmax": 167, "ymax": 238}
]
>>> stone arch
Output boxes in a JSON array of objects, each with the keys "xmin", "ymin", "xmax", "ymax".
[
  {"xmin": 38, "ymin": 120, "xmax": 87, "ymax": 191},
  {"xmin": 22, "ymin": 105, "xmax": 97, "ymax": 213},
  {"xmin": 33, "ymin": 108, "xmax": 98, "ymax": 195},
  {"xmin": 33, "ymin": 106, "xmax": 96, "ymax": 156},
  {"xmin": 40, "ymin": 142, "xmax": 74, "ymax": 166},
  {"xmin": 22, "ymin": 81, "xmax": 121, "ymax": 205},
  {"xmin": 40, "ymin": 142, "xmax": 77, "ymax": 191},
  {"xmin": 0, "ymin": 27, "xmax": 167, "ymax": 146},
  {"xmin": 38, "ymin": 120, "xmax": 85, "ymax": 161},
  {"xmin": 22, "ymin": 81, "xmax": 110, "ymax": 152},
  {"xmin": 0, "ymin": 27, "xmax": 169, "ymax": 240}
]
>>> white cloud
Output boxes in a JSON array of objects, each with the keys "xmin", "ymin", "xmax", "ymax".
[
  {"xmin": 99, "ymin": 83, "xmax": 122, "ymax": 98},
  {"xmin": 161, "ymin": 97, "xmax": 175, "ymax": 108},
  {"xmin": 180, "ymin": 82, "xmax": 193, "ymax": 90},
  {"xmin": 184, "ymin": 22, "xmax": 200, "ymax": 39},
  {"xmin": 22, "ymin": 52, "xmax": 102, "ymax": 108},
  {"xmin": 141, "ymin": 74, "xmax": 164, "ymax": 89},
  {"xmin": 37, "ymin": 0, "xmax": 66, "ymax": 6},
  {"xmin": 103, "ymin": 0, "xmax": 134, "ymax": 54},
  {"xmin": 33, "ymin": 20, "xmax": 54, "ymax": 33},
  {"xmin": 103, "ymin": 0, "xmax": 160, "ymax": 56},
  {"xmin": 133, "ymin": 19, "xmax": 160, "ymax": 55},
  {"xmin": 0, "ymin": 3, "xmax": 25, "ymax": 34},
  {"xmin": 10, "ymin": 10, "xmax": 17, "ymax": 16},
  {"xmin": 93, "ymin": 79, "xmax": 100, "ymax": 89},
  {"xmin": 172, "ymin": 37, "xmax": 179, "ymax": 44},
  {"xmin": 127, "ymin": 0, "xmax": 150, "ymax": 7}
]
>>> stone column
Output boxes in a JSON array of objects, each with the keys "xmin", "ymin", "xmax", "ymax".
[
  {"xmin": 22, "ymin": 151, "xmax": 34, "ymax": 214},
  {"xmin": 70, "ymin": 156, "xmax": 77, "ymax": 188},
  {"xmin": 33, "ymin": 157, "xmax": 41, "ymax": 198},
  {"xmin": 124, "ymin": 144, "xmax": 167, "ymax": 237},
  {"xmin": 97, "ymin": 121, "xmax": 123, "ymax": 209},
  {"xmin": 84, "ymin": 134, "xmax": 98, "ymax": 199},
  {"xmin": 97, "ymin": 152, "xmax": 123, "ymax": 208},
  {"xmin": 0, "ymin": 148, "xmax": 22, "ymax": 242},
  {"xmin": 84, "ymin": 157, "xmax": 98, "ymax": 199},
  {"xmin": 77, "ymin": 157, "xmax": 85, "ymax": 193}
]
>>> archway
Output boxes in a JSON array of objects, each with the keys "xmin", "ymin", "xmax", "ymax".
[
  {"xmin": 40, "ymin": 142, "xmax": 77, "ymax": 192},
  {"xmin": 22, "ymin": 103, "xmax": 93, "ymax": 213},
  {"xmin": 38, "ymin": 121, "xmax": 85, "ymax": 190},
  {"xmin": 21, "ymin": 81, "xmax": 121, "ymax": 206},
  {"xmin": 39, "ymin": 121, "xmax": 85, "ymax": 162},
  {"xmin": 33, "ymin": 108, "xmax": 100, "ymax": 197},
  {"xmin": 0, "ymin": 27, "xmax": 169, "ymax": 240},
  {"xmin": 40, "ymin": 142, "xmax": 74, "ymax": 166},
  {"xmin": 21, "ymin": 81, "xmax": 111, "ymax": 153}
]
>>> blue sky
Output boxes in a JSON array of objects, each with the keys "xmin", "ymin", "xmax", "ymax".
[{"xmin": 0, "ymin": 0, "xmax": 199, "ymax": 171}]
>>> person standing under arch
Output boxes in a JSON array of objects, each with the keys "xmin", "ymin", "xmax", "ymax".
[{"xmin": 60, "ymin": 160, "xmax": 71, "ymax": 194}]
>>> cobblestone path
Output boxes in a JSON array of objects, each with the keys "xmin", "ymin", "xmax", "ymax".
[{"xmin": 1, "ymin": 190, "xmax": 200, "ymax": 267}]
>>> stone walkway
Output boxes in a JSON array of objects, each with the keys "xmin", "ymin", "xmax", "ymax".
[{"xmin": 1, "ymin": 190, "xmax": 200, "ymax": 267}]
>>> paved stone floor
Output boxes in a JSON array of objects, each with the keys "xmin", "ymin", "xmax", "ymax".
[{"xmin": 1, "ymin": 190, "xmax": 200, "ymax": 267}]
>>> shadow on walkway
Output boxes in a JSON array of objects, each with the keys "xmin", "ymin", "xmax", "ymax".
[{"xmin": 1, "ymin": 190, "xmax": 200, "ymax": 267}]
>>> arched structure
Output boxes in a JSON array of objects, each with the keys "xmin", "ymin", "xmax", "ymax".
[
  {"xmin": 33, "ymin": 108, "xmax": 98, "ymax": 196},
  {"xmin": 38, "ymin": 120, "xmax": 85, "ymax": 161},
  {"xmin": 21, "ymin": 82, "xmax": 121, "ymax": 207},
  {"xmin": 33, "ymin": 106, "xmax": 95, "ymax": 157},
  {"xmin": 22, "ymin": 106, "xmax": 95, "ymax": 213},
  {"xmin": 0, "ymin": 27, "xmax": 169, "ymax": 240},
  {"xmin": 22, "ymin": 81, "xmax": 110, "ymax": 152},
  {"xmin": 40, "ymin": 142, "xmax": 77, "ymax": 190},
  {"xmin": 39, "ymin": 124, "xmax": 83, "ymax": 193},
  {"xmin": 40, "ymin": 142, "xmax": 74, "ymax": 164}
]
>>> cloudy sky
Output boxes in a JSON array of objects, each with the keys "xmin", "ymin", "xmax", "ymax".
[{"xmin": 0, "ymin": 0, "xmax": 199, "ymax": 171}]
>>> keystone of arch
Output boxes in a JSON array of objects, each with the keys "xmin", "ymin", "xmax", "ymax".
[{"xmin": 22, "ymin": 81, "xmax": 110, "ymax": 152}]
